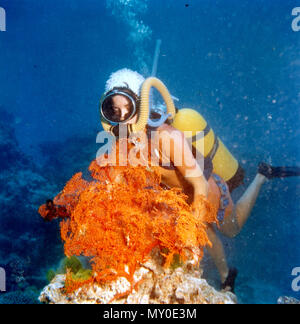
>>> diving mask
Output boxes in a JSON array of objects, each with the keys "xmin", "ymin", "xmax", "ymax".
[{"xmin": 100, "ymin": 90, "xmax": 137, "ymax": 124}]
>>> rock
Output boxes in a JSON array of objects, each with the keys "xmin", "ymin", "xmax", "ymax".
[
  {"xmin": 39, "ymin": 256, "xmax": 237, "ymax": 304},
  {"xmin": 277, "ymin": 296, "xmax": 300, "ymax": 304},
  {"xmin": 39, "ymin": 275, "xmax": 66, "ymax": 304}
]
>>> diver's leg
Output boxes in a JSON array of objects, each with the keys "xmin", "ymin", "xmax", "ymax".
[
  {"xmin": 206, "ymin": 225, "xmax": 230, "ymax": 283},
  {"xmin": 235, "ymin": 173, "xmax": 267, "ymax": 229},
  {"xmin": 220, "ymin": 173, "xmax": 267, "ymax": 237},
  {"xmin": 221, "ymin": 163, "xmax": 300, "ymax": 237}
]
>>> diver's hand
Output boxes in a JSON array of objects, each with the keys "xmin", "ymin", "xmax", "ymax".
[
  {"xmin": 191, "ymin": 194, "xmax": 217, "ymax": 225},
  {"xmin": 191, "ymin": 194, "xmax": 207, "ymax": 223},
  {"xmin": 192, "ymin": 208, "xmax": 205, "ymax": 224}
]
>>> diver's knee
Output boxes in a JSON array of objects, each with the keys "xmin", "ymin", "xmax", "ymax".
[
  {"xmin": 219, "ymin": 214, "xmax": 241, "ymax": 238},
  {"xmin": 219, "ymin": 226, "xmax": 239, "ymax": 238},
  {"xmin": 226, "ymin": 228, "xmax": 240, "ymax": 238}
]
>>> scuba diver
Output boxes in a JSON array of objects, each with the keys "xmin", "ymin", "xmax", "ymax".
[{"xmin": 99, "ymin": 68, "xmax": 300, "ymax": 293}]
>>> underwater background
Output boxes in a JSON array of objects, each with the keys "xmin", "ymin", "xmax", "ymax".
[{"xmin": 0, "ymin": 0, "xmax": 299, "ymax": 304}]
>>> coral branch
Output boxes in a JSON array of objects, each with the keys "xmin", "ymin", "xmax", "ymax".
[{"xmin": 38, "ymin": 139, "xmax": 217, "ymax": 293}]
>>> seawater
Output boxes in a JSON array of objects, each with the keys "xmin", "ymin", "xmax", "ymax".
[{"xmin": 0, "ymin": 0, "xmax": 299, "ymax": 304}]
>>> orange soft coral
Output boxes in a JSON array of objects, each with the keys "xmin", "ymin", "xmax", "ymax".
[{"xmin": 39, "ymin": 139, "xmax": 217, "ymax": 293}]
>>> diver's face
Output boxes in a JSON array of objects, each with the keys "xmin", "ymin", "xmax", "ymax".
[{"xmin": 111, "ymin": 95, "xmax": 137, "ymax": 124}]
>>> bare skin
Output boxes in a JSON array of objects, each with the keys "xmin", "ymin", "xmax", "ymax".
[
  {"xmin": 111, "ymin": 95, "xmax": 138, "ymax": 124},
  {"xmin": 109, "ymin": 94, "xmax": 268, "ymax": 286}
]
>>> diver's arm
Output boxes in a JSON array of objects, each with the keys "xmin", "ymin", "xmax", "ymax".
[
  {"xmin": 158, "ymin": 124, "xmax": 208, "ymax": 198},
  {"xmin": 187, "ymin": 174, "xmax": 209, "ymax": 198}
]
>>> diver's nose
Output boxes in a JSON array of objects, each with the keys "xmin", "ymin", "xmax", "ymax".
[{"xmin": 121, "ymin": 108, "xmax": 128, "ymax": 119}]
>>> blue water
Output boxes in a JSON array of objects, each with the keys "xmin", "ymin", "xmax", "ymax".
[{"xmin": 0, "ymin": 0, "xmax": 299, "ymax": 304}]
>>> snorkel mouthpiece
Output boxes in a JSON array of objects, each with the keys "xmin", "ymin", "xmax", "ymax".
[{"xmin": 147, "ymin": 112, "xmax": 172, "ymax": 128}]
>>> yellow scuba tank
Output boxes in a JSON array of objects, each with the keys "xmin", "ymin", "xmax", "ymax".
[{"xmin": 171, "ymin": 108, "xmax": 239, "ymax": 182}]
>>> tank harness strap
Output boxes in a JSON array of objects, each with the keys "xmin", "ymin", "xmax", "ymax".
[
  {"xmin": 188, "ymin": 124, "xmax": 211, "ymax": 142},
  {"xmin": 187, "ymin": 124, "xmax": 216, "ymax": 181},
  {"xmin": 188, "ymin": 123, "xmax": 218, "ymax": 164},
  {"xmin": 149, "ymin": 126, "xmax": 213, "ymax": 180},
  {"xmin": 212, "ymin": 173, "xmax": 230, "ymax": 222},
  {"xmin": 206, "ymin": 136, "xmax": 219, "ymax": 162}
]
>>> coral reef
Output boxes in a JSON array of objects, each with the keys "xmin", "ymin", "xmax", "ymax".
[
  {"xmin": 46, "ymin": 256, "xmax": 92, "ymax": 284},
  {"xmin": 0, "ymin": 108, "xmax": 103, "ymax": 303},
  {"xmin": 0, "ymin": 110, "xmax": 58, "ymax": 234},
  {"xmin": 39, "ymin": 249, "xmax": 237, "ymax": 304},
  {"xmin": 39, "ymin": 139, "xmax": 218, "ymax": 297},
  {"xmin": 0, "ymin": 109, "xmax": 63, "ymax": 303},
  {"xmin": 0, "ymin": 288, "xmax": 40, "ymax": 304}
]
